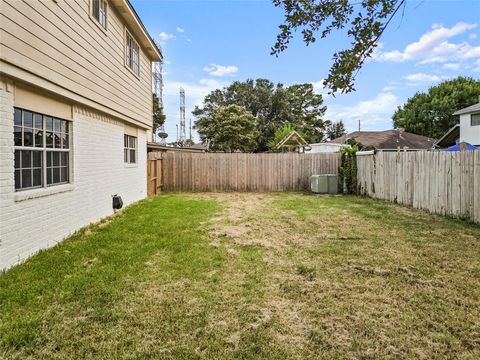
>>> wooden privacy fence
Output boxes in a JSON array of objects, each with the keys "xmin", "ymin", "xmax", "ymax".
[
  {"xmin": 357, "ymin": 151, "xmax": 480, "ymax": 224},
  {"xmin": 147, "ymin": 151, "xmax": 340, "ymax": 194}
]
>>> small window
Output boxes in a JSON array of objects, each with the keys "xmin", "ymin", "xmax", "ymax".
[
  {"xmin": 124, "ymin": 134, "xmax": 136, "ymax": 164},
  {"xmin": 471, "ymin": 113, "xmax": 480, "ymax": 126},
  {"xmin": 14, "ymin": 108, "xmax": 70, "ymax": 191},
  {"xmin": 92, "ymin": 0, "xmax": 107, "ymax": 29},
  {"xmin": 125, "ymin": 32, "xmax": 140, "ymax": 76}
]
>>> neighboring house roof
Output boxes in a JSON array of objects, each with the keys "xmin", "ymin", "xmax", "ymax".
[
  {"xmin": 111, "ymin": 0, "xmax": 162, "ymax": 61},
  {"xmin": 330, "ymin": 129, "xmax": 435, "ymax": 149},
  {"xmin": 434, "ymin": 125, "xmax": 460, "ymax": 148},
  {"xmin": 185, "ymin": 143, "xmax": 208, "ymax": 151},
  {"xmin": 147, "ymin": 142, "xmax": 205, "ymax": 153},
  {"xmin": 453, "ymin": 102, "xmax": 480, "ymax": 115}
]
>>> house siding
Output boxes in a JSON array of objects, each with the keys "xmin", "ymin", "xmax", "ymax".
[
  {"xmin": 0, "ymin": 0, "xmax": 153, "ymax": 129},
  {"xmin": 459, "ymin": 113, "xmax": 480, "ymax": 146},
  {"xmin": 0, "ymin": 78, "xmax": 147, "ymax": 270}
]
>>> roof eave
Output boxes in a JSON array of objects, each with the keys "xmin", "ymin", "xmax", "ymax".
[{"xmin": 111, "ymin": 0, "xmax": 163, "ymax": 61}]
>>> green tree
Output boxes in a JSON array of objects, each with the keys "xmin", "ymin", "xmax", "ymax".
[
  {"xmin": 286, "ymin": 84, "xmax": 327, "ymax": 143},
  {"xmin": 326, "ymin": 120, "xmax": 346, "ymax": 140},
  {"xmin": 393, "ymin": 77, "xmax": 480, "ymax": 139},
  {"xmin": 152, "ymin": 94, "xmax": 166, "ymax": 133},
  {"xmin": 193, "ymin": 79, "xmax": 327, "ymax": 152},
  {"xmin": 195, "ymin": 105, "xmax": 257, "ymax": 152},
  {"xmin": 271, "ymin": 0, "xmax": 406, "ymax": 93}
]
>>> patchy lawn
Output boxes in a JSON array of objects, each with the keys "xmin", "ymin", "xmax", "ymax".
[{"xmin": 1, "ymin": 193, "xmax": 479, "ymax": 359}]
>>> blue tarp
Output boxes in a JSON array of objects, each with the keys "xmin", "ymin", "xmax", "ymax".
[{"xmin": 444, "ymin": 142, "xmax": 478, "ymax": 151}]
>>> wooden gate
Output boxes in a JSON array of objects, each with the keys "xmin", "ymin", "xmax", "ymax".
[{"xmin": 147, "ymin": 152, "xmax": 164, "ymax": 196}]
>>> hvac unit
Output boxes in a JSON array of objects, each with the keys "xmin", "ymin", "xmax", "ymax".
[{"xmin": 310, "ymin": 174, "xmax": 339, "ymax": 194}]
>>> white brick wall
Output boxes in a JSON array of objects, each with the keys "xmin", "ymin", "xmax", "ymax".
[{"xmin": 0, "ymin": 83, "xmax": 148, "ymax": 270}]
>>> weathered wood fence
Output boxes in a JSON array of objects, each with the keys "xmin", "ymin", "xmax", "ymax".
[
  {"xmin": 357, "ymin": 151, "xmax": 480, "ymax": 223},
  {"xmin": 147, "ymin": 151, "xmax": 340, "ymax": 194}
]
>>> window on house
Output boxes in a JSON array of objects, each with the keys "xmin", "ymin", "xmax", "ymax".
[
  {"xmin": 471, "ymin": 113, "xmax": 480, "ymax": 126},
  {"xmin": 14, "ymin": 108, "xmax": 70, "ymax": 191},
  {"xmin": 125, "ymin": 32, "xmax": 140, "ymax": 75},
  {"xmin": 92, "ymin": 0, "xmax": 107, "ymax": 29},
  {"xmin": 124, "ymin": 134, "xmax": 136, "ymax": 164}
]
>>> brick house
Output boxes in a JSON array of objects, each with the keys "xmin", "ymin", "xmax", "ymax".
[{"xmin": 0, "ymin": 0, "xmax": 162, "ymax": 269}]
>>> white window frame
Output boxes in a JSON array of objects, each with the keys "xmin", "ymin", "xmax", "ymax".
[
  {"xmin": 124, "ymin": 134, "xmax": 137, "ymax": 164},
  {"xmin": 125, "ymin": 30, "xmax": 140, "ymax": 77},
  {"xmin": 471, "ymin": 113, "xmax": 480, "ymax": 127},
  {"xmin": 14, "ymin": 107, "xmax": 71, "ymax": 192},
  {"xmin": 91, "ymin": 0, "xmax": 108, "ymax": 32}
]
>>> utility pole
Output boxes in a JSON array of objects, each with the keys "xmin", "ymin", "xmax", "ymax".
[{"xmin": 358, "ymin": 119, "xmax": 361, "ymax": 132}]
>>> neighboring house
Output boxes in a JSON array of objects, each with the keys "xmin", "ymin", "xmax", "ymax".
[
  {"xmin": 308, "ymin": 142, "xmax": 345, "ymax": 153},
  {"xmin": 0, "ymin": 0, "xmax": 162, "ymax": 269},
  {"xmin": 453, "ymin": 102, "xmax": 480, "ymax": 146},
  {"xmin": 331, "ymin": 129, "xmax": 435, "ymax": 150}
]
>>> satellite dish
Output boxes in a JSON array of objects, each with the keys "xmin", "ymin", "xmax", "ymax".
[{"xmin": 158, "ymin": 132, "xmax": 168, "ymax": 139}]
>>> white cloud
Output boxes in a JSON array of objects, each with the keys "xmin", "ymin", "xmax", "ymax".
[
  {"xmin": 443, "ymin": 63, "xmax": 461, "ymax": 70},
  {"xmin": 176, "ymin": 27, "xmax": 185, "ymax": 33},
  {"xmin": 325, "ymin": 91, "xmax": 399, "ymax": 131},
  {"xmin": 470, "ymin": 33, "xmax": 478, "ymax": 40},
  {"xmin": 403, "ymin": 73, "xmax": 442, "ymax": 83},
  {"xmin": 159, "ymin": 32, "xmax": 176, "ymax": 42},
  {"xmin": 311, "ymin": 79, "xmax": 331, "ymax": 98},
  {"xmin": 375, "ymin": 22, "xmax": 478, "ymax": 64},
  {"xmin": 203, "ymin": 64, "xmax": 238, "ymax": 77}
]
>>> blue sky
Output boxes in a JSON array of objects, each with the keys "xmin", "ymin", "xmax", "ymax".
[{"xmin": 131, "ymin": 0, "xmax": 480, "ymax": 141}]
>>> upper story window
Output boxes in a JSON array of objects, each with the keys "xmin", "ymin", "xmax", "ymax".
[
  {"xmin": 125, "ymin": 32, "xmax": 140, "ymax": 76},
  {"xmin": 124, "ymin": 135, "xmax": 137, "ymax": 164},
  {"xmin": 92, "ymin": 0, "xmax": 107, "ymax": 29},
  {"xmin": 14, "ymin": 108, "xmax": 71, "ymax": 191},
  {"xmin": 471, "ymin": 113, "xmax": 480, "ymax": 126}
]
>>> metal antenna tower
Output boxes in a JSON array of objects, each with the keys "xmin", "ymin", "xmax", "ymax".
[
  {"xmin": 178, "ymin": 87, "xmax": 186, "ymax": 146},
  {"xmin": 152, "ymin": 41, "xmax": 167, "ymax": 144}
]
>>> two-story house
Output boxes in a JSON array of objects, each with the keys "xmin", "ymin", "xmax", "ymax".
[
  {"xmin": 454, "ymin": 102, "xmax": 480, "ymax": 146},
  {"xmin": 0, "ymin": 0, "xmax": 162, "ymax": 269},
  {"xmin": 435, "ymin": 101, "xmax": 480, "ymax": 148}
]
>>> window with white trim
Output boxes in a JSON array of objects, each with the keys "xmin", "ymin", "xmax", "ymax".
[
  {"xmin": 124, "ymin": 134, "xmax": 136, "ymax": 164},
  {"xmin": 14, "ymin": 108, "xmax": 70, "ymax": 191},
  {"xmin": 471, "ymin": 113, "xmax": 480, "ymax": 126},
  {"xmin": 125, "ymin": 32, "xmax": 140, "ymax": 75},
  {"xmin": 92, "ymin": 0, "xmax": 107, "ymax": 29}
]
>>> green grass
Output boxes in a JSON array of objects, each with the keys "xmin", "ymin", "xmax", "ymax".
[{"xmin": 1, "ymin": 193, "xmax": 479, "ymax": 359}]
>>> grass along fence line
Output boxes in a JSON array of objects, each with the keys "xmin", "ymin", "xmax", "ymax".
[{"xmin": 357, "ymin": 150, "xmax": 480, "ymax": 224}]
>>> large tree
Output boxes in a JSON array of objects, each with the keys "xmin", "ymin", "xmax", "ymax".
[
  {"xmin": 326, "ymin": 120, "xmax": 346, "ymax": 140},
  {"xmin": 193, "ymin": 79, "xmax": 327, "ymax": 152},
  {"xmin": 195, "ymin": 104, "xmax": 257, "ymax": 152},
  {"xmin": 272, "ymin": 0, "xmax": 406, "ymax": 94},
  {"xmin": 393, "ymin": 77, "xmax": 480, "ymax": 139}
]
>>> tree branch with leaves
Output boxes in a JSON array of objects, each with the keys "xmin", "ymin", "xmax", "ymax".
[{"xmin": 271, "ymin": 0, "xmax": 406, "ymax": 94}]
